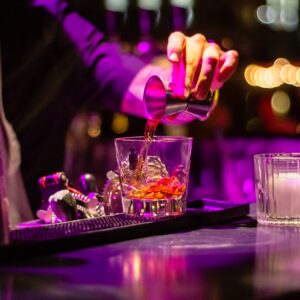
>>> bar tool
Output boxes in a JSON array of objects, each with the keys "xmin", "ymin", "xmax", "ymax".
[{"xmin": 143, "ymin": 75, "xmax": 218, "ymax": 121}]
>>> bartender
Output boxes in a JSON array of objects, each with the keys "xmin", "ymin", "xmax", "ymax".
[{"xmin": 1, "ymin": 0, "xmax": 238, "ymax": 226}]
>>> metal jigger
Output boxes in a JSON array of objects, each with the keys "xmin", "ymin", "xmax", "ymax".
[{"xmin": 143, "ymin": 75, "xmax": 218, "ymax": 121}]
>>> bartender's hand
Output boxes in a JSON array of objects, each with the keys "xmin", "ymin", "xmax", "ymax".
[{"xmin": 167, "ymin": 32, "xmax": 238, "ymax": 100}]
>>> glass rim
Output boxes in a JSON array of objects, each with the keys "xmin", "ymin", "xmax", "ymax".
[
  {"xmin": 254, "ymin": 153, "xmax": 300, "ymax": 160},
  {"xmin": 114, "ymin": 136, "xmax": 193, "ymax": 142}
]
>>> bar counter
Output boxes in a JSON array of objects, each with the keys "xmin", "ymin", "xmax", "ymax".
[{"xmin": 1, "ymin": 204, "xmax": 300, "ymax": 300}]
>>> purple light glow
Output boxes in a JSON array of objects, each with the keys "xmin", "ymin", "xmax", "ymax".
[
  {"xmin": 137, "ymin": 41, "xmax": 151, "ymax": 54},
  {"xmin": 242, "ymin": 178, "xmax": 254, "ymax": 195},
  {"xmin": 192, "ymin": 137, "xmax": 300, "ymax": 204}
]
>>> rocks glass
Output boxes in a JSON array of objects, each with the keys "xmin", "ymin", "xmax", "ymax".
[
  {"xmin": 114, "ymin": 136, "xmax": 193, "ymax": 217},
  {"xmin": 254, "ymin": 153, "xmax": 300, "ymax": 226}
]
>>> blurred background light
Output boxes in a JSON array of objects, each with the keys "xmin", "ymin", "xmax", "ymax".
[
  {"xmin": 242, "ymin": 178, "xmax": 254, "ymax": 195},
  {"xmin": 170, "ymin": 0, "xmax": 194, "ymax": 8},
  {"xmin": 105, "ymin": 0, "xmax": 128, "ymax": 12},
  {"xmin": 137, "ymin": 41, "xmax": 151, "ymax": 53},
  {"xmin": 256, "ymin": 0, "xmax": 299, "ymax": 31},
  {"xmin": 271, "ymin": 90, "xmax": 291, "ymax": 115},
  {"xmin": 244, "ymin": 58, "xmax": 300, "ymax": 88},
  {"xmin": 280, "ymin": 64, "xmax": 292, "ymax": 84},
  {"xmin": 288, "ymin": 66, "xmax": 298, "ymax": 85},
  {"xmin": 244, "ymin": 65, "xmax": 255, "ymax": 86},
  {"xmin": 138, "ymin": 0, "xmax": 162, "ymax": 10},
  {"xmin": 256, "ymin": 5, "xmax": 276, "ymax": 24},
  {"xmin": 296, "ymin": 68, "xmax": 300, "ymax": 83},
  {"xmin": 221, "ymin": 37, "xmax": 234, "ymax": 50},
  {"xmin": 171, "ymin": 0, "xmax": 194, "ymax": 30},
  {"xmin": 280, "ymin": 2, "xmax": 299, "ymax": 31},
  {"xmin": 274, "ymin": 57, "xmax": 290, "ymax": 67},
  {"xmin": 87, "ymin": 113, "xmax": 102, "ymax": 138},
  {"xmin": 163, "ymin": 124, "xmax": 188, "ymax": 137},
  {"xmin": 111, "ymin": 113, "xmax": 129, "ymax": 134}
]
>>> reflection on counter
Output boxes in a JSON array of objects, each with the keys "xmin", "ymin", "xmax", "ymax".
[
  {"xmin": 254, "ymin": 225, "xmax": 300, "ymax": 299},
  {"xmin": 108, "ymin": 250, "xmax": 197, "ymax": 299}
]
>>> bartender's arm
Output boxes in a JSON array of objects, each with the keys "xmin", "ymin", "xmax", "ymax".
[{"xmin": 32, "ymin": 0, "xmax": 238, "ymax": 123}]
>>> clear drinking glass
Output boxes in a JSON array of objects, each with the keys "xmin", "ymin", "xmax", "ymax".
[
  {"xmin": 114, "ymin": 136, "xmax": 193, "ymax": 217},
  {"xmin": 254, "ymin": 153, "xmax": 300, "ymax": 225}
]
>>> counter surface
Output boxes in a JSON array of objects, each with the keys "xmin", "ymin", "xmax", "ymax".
[{"xmin": 1, "ymin": 204, "xmax": 300, "ymax": 300}]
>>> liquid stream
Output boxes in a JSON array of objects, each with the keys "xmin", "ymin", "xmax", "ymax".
[{"xmin": 134, "ymin": 119, "xmax": 160, "ymax": 180}]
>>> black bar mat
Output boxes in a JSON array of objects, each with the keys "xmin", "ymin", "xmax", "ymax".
[{"xmin": 0, "ymin": 199, "xmax": 249, "ymax": 261}]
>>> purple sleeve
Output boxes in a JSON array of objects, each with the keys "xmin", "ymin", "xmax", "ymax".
[{"xmin": 63, "ymin": 12, "xmax": 146, "ymax": 111}]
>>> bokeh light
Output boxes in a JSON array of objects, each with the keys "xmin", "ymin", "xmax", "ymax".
[
  {"xmin": 256, "ymin": 1, "xmax": 299, "ymax": 31},
  {"xmin": 111, "ymin": 113, "xmax": 129, "ymax": 134},
  {"xmin": 138, "ymin": 0, "xmax": 161, "ymax": 10},
  {"xmin": 256, "ymin": 5, "xmax": 276, "ymax": 24},
  {"xmin": 170, "ymin": 0, "xmax": 194, "ymax": 8},
  {"xmin": 244, "ymin": 58, "xmax": 300, "ymax": 88},
  {"xmin": 105, "ymin": 0, "xmax": 128, "ymax": 12},
  {"xmin": 271, "ymin": 90, "xmax": 291, "ymax": 115},
  {"xmin": 87, "ymin": 113, "xmax": 102, "ymax": 138}
]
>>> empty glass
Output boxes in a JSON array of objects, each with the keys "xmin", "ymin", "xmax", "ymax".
[{"xmin": 254, "ymin": 153, "xmax": 300, "ymax": 226}]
